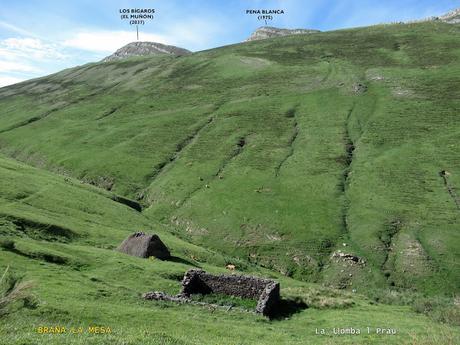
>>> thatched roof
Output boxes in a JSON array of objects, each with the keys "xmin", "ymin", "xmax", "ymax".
[{"xmin": 117, "ymin": 232, "xmax": 170, "ymax": 259}]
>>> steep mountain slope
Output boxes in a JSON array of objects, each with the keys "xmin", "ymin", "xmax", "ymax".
[{"xmin": 0, "ymin": 21, "xmax": 459, "ymax": 301}]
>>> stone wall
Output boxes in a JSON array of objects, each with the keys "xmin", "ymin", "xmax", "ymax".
[{"xmin": 181, "ymin": 269, "xmax": 280, "ymax": 316}]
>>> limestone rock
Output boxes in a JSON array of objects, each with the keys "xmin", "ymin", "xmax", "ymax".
[
  {"xmin": 433, "ymin": 8, "xmax": 460, "ymax": 24},
  {"xmin": 102, "ymin": 41, "xmax": 191, "ymax": 62},
  {"xmin": 406, "ymin": 8, "xmax": 460, "ymax": 24},
  {"xmin": 246, "ymin": 26, "xmax": 319, "ymax": 42},
  {"xmin": 331, "ymin": 251, "xmax": 366, "ymax": 266}
]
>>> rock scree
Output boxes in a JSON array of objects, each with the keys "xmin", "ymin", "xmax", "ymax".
[
  {"xmin": 143, "ymin": 269, "xmax": 280, "ymax": 317},
  {"xmin": 117, "ymin": 232, "xmax": 170, "ymax": 259}
]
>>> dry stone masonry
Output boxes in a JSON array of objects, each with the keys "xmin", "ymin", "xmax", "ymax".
[{"xmin": 143, "ymin": 269, "xmax": 280, "ymax": 317}]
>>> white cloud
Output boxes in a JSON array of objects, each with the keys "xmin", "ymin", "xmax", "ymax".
[
  {"xmin": 0, "ymin": 60, "xmax": 40, "ymax": 73},
  {"xmin": 0, "ymin": 75, "xmax": 25, "ymax": 87},
  {"xmin": 0, "ymin": 37, "xmax": 66, "ymax": 60},
  {"xmin": 0, "ymin": 35, "xmax": 68, "ymax": 86}
]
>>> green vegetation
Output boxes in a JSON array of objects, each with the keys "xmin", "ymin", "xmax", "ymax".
[
  {"xmin": 189, "ymin": 292, "xmax": 258, "ymax": 310},
  {"xmin": 0, "ymin": 20, "xmax": 459, "ymax": 344},
  {"xmin": 0, "ymin": 266, "xmax": 35, "ymax": 317}
]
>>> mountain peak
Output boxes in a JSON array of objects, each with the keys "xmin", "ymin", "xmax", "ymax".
[
  {"xmin": 435, "ymin": 8, "xmax": 460, "ymax": 23},
  {"xmin": 246, "ymin": 26, "xmax": 320, "ymax": 41},
  {"xmin": 102, "ymin": 41, "xmax": 191, "ymax": 62}
]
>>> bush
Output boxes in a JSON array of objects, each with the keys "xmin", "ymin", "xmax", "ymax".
[
  {"xmin": 285, "ymin": 107, "xmax": 296, "ymax": 118},
  {"xmin": 413, "ymin": 296, "xmax": 460, "ymax": 326},
  {"xmin": 0, "ymin": 266, "xmax": 37, "ymax": 317},
  {"xmin": 367, "ymin": 289, "xmax": 459, "ymax": 326},
  {"xmin": 368, "ymin": 288, "xmax": 418, "ymax": 306}
]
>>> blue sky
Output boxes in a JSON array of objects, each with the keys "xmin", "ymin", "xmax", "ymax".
[{"xmin": 0, "ymin": 0, "xmax": 457, "ymax": 86}]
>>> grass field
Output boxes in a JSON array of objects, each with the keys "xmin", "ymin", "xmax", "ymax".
[{"xmin": 0, "ymin": 20, "xmax": 459, "ymax": 344}]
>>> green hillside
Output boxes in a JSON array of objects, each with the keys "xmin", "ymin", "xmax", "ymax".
[
  {"xmin": 0, "ymin": 153, "xmax": 458, "ymax": 344},
  {"xmin": 0, "ymin": 20, "xmax": 459, "ymax": 344}
]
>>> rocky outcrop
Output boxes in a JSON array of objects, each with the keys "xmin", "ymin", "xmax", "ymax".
[
  {"xmin": 246, "ymin": 26, "xmax": 319, "ymax": 41},
  {"xmin": 143, "ymin": 291, "xmax": 188, "ymax": 303},
  {"xmin": 102, "ymin": 41, "xmax": 191, "ymax": 62},
  {"xmin": 406, "ymin": 8, "xmax": 460, "ymax": 24},
  {"xmin": 437, "ymin": 8, "xmax": 460, "ymax": 23},
  {"xmin": 117, "ymin": 232, "xmax": 170, "ymax": 259},
  {"xmin": 331, "ymin": 251, "xmax": 366, "ymax": 266}
]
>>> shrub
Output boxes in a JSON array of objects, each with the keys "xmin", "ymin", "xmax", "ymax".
[
  {"xmin": 0, "ymin": 266, "xmax": 37, "ymax": 317},
  {"xmin": 412, "ymin": 296, "xmax": 460, "ymax": 326}
]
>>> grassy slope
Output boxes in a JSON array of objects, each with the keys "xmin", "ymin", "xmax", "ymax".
[
  {"xmin": 0, "ymin": 21, "xmax": 459, "ymax": 344},
  {"xmin": 0, "ymin": 154, "xmax": 458, "ymax": 344}
]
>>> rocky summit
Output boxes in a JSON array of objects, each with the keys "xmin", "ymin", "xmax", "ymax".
[
  {"xmin": 102, "ymin": 41, "xmax": 191, "ymax": 62},
  {"xmin": 245, "ymin": 26, "xmax": 320, "ymax": 41},
  {"xmin": 436, "ymin": 8, "xmax": 460, "ymax": 24}
]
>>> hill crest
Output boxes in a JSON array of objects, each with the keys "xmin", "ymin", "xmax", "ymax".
[
  {"xmin": 102, "ymin": 41, "xmax": 191, "ymax": 62},
  {"xmin": 245, "ymin": 26, "xmax": 320, "ymax": 41}
]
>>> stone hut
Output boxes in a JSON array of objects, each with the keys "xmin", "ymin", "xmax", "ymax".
[
  {"xmin": 181, "ymin": 269, "xmax": 280, "ymax": 316},
  {"xmin": 117, "ymin": 232, "xmax": 170, "ymax": 260}
]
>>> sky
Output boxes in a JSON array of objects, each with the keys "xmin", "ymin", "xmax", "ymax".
[{"xmin": 0, "ymin": 0, "xmax": 457, "ymax": 87}]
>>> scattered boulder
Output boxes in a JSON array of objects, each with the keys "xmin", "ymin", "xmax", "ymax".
[
  {"xmin": 143, "ymin": 291, "xmax": 188, "ymax": 303},
  {"xmin": 331, "ymin": 251, "xmax": 366, "ymax": 266},
  {"xmin": 440, "ymin": 170, "xmax": 451, "ymax": 177},
  {"xmin": 117, "ymin": 232, "xmax": 170, "ymax": 259},
  {"xmin": 352, "ymin": 83, "xmax": 367, "ymax": 94}
]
